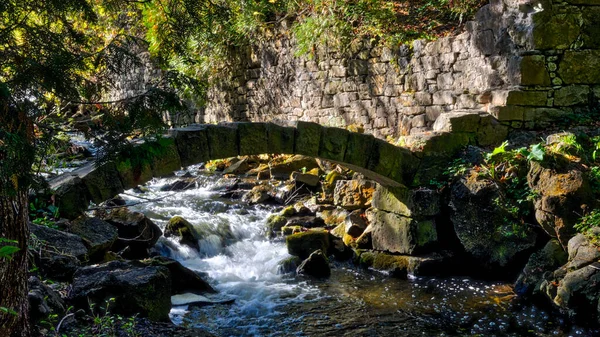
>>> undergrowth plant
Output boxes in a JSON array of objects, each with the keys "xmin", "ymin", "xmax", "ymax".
[{"xmin": 575, "ymin": 210, "xmax": 600, "ymax": 244}]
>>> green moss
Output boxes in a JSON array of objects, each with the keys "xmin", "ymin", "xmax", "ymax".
[
  {"xmin": 280, "ymin": 206, "xmax": 297, "ymax": 217},
  {"xmin": 415, "ymin": 220, "xmax": 437, "ymax": 247},
  {"xmin": 286, "ymin": 230, "xmax": 330, "ymax": 259}
]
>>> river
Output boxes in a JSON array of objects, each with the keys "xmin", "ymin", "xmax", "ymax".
[{"xmin": 120, "ymin": 168, "xmax": 595, "ymax": 337}]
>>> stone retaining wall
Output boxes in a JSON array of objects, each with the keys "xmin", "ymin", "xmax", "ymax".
[{"xmin": 200, "ymin": 0, "xmax": 600, "ymax": 139}]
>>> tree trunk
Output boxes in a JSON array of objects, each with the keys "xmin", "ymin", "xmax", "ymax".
[{"xmin": 0, "ymin": 190, "xmax": 31, "ymax": 337}]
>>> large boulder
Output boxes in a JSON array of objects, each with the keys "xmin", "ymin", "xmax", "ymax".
[
  {"xmin": 528, "ymin": 159, "xmax": 594, "ymax": 248},
  {"xmin": 164, "ymin": 216, "xmax": 199, "ymax": 251},
  {"xmin": 30, "ymin": 223, "xmax": 88, "ymax": 281},
  {"xmin": 102, "ymin": 208, "xmax": 163, "ymax": 259},
  {"xmin": 242, "ymin": 184, "xmax": 273, "ymax": 204},
  {"xmin": 333, "ymin": 179, "xmax": 377, "ymax": 210},
  {"xmin": 296, "ymin": 250, "xmax": 331, "ymax": 278},
  {"xmin": 141, "ymin": 256, "xmax": 215, "ymax": 294},
  {"xmin": 540, "ymin": 233, "xmax": 600, "ymax": 324},
  {"xmin": 67, "ymin": 217, "xmax": 118, "ymax": 260},
  {"xmin": 286, "ymin": 230, "xmax": 330, "ymax": 259},
  {"xmin": 70, "ymin": 260, "xmax": 172, "ymax": 321},
  {"xmin": 449, "ymin": 171, "xmax": 537, "ymax": 268}
]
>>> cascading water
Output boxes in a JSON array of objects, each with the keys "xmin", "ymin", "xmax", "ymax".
[{"xmin": 120, "ymin": 168, "xmax": 596, "ymax": 337}]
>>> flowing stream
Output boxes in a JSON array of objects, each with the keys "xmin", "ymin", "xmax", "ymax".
[{"xmin": 120, "ymin": 169, "xmax": 596, "ymax": 337}]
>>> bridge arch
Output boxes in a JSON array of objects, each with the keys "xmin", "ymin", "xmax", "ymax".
[{"xmin": 50, "ymin": 122, "xmax": 420, "ymax": 218}]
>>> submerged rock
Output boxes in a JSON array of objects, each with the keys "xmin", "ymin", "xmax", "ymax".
[
  {"xmin": 70, "ymin": 260, "xmax": 172, "ymax": 322},
  {"xmin": 164, "ymin": 216, "xmax": 199, "ymax": 251},
  {"xmin": 296, "ymin": 250, "xmax": 331, "ymax": 278}
]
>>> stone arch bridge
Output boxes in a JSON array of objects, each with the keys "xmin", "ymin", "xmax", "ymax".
[{"xmin": 50, "ymin": 113, "xmax": 506, "ymax": 218}]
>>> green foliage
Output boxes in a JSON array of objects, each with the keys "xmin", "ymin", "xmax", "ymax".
[
  {"xmin": 0, "ymin": 238, "xmax": 20, "ymax": 260},
  {"xmin": 575, "ymin": 209, "xmax": 600, "ymax": 244},
  {"xmin": 73, "ymin": 298, "xmax": 140, "ymax": 337},
  {"xmin": 29, "ymin": 198, "xmax": 60, "ymax": 229}
]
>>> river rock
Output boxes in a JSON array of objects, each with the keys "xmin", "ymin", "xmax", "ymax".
[
  {"xmin": 242, "ymin": 184, "xmax": 273, "ymax": 204},
  {"xmin": 142, "ymin": 256, "xmax": 215, "ymax": 294},
  {"xmin": 102, "ymin": 208, "xmax": 163, "ymax": 259},
  {"xmin": 70, "ymin": 260, "xmax": 171, "ymax": 321},
  {"xmin": 356, "ymin": 251, "xmax": 451, "ymax": 277},
  {"xmin": 296, "ymin": 250, "xmax": 331, "ymax": 278},
  {"xmin": 30, "ymin": 223, "xmax": 88, "ymax": 281},
  {"xmin": 514, "ymin": 239, "xmax": 568, "ymax": 298},
  {"xmin": 277, "ymin": 256, "xmax": 302, "ymax": 275},
  {"xmin": 159, "ymin": 178, "xmax": 197, "ymax": 192},
  {"xmin": 528, "ymin": 159, "xmax": 594, "ymax": 248},
  {"xmin": 265, "ymin": 214, "xmax": 288, "ymax": 238},
  {"xmin": 333, "ymin": 179, "xmax": 377, "ymax": 209},
  {"xmin": 269, "ymin": 155, "xmax": 320, "ymax": 180},
  {"xmin": 450, "ymin": 171, "xmax": 537, "ymax": 268},
  {"xmin": 284, "ymin": 216, "xmax": 326, "ymax": 229},
  {"xmin": 67, "ymin": 217, "xmax": 118, "ymax": 260},
  {"xmin": 164, "ymin": 216, "xmax": 199, "ymax": 251},
  {"xmin": 222, "ymin": 157, "xmax": 250, "ymax": 175},
  {"xmin": 286, "ymin": 230, "xmax": 330, "ymax": 259},
  {"xmin": 28, "ymin": 276, "xmax": 66, "ymax": 323},
  {"xmin": 290, "ymin": 171, "xmax": 320, "ymax": 187}
]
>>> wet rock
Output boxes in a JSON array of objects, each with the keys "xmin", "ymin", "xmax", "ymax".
[
  {"xmin": 286, "ymin": 230, "xmax": 330, "ymax": 259},
  {"xmin": 265, "ymin": 214, "xmax": 288, "ymax": 238},
  {"xmin": 242, "ymin": 185, "xmax": 273, "ymax": 204},
  {"xmin": 164, "ymin": 216, "xmax": 199, "ymax": 251},
  {"xmin": 70, "ymin": 260, "xmax": 171, "ymax": 322},
  {"xmin": 368, "ymin": 209, "xmax": 437, "ymax": 255},
  {"xmin": 515, "ymin": 239, "xmax": 568, "ymax": 298},
  {"xmin": 277, "ymin": 256, "xmax": 302, "ymax": 275},
  {"xmin": 28, "ymin": 276, "xmax": 66, "ymax": 323},
  {"xmin": 102, "ymin": 208, "xmax": 163, "ymax": 259},
  {"xmin": 356, "ymin": 250, "xmax": 451, "ymax": 277},
  {"xmin": 30, "ymin": 223, "xmax": 88, "ymax": 281},
  {"xmin": 333, "ymin": 179, "xmax": 377, "ymax": 210},
  {"xmin": 67, "ymin": 217, "xmax": 118, "ymax": 260},
  {"xmin": 159, "ymin": 178, "xmax": 197, "ymax": 192},
  {"xmin": 142, "ymin": 256, "xmax": 215, "ymax": 294},
  {"xmin": 296, "ymin": 250, "xmax": 331, "ymax": 278},
  {"xmin": 528, "ymin": 160, "xmax": 594, "ymax": 248},
  {"xmin": 450, "ymin": 171, "xmax": 537, "ymax": 268}
]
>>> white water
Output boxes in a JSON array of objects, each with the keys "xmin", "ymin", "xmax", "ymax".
[{"xmin": 121, "ymin": 169, "xmax": 319, "ymax": 334}]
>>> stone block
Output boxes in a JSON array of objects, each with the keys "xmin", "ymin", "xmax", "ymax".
[
  {"xmin": 294, "ymin": 121, "xmax": 322, "ymax": 157},
  {"xmin": 432, "ymin": 111, "xmax": 481, "ymax": 132},
  {"xmin": 367, "ymin": 139, "xmax": 418, "ymax": 185},
  {"xmin": 415, "ymin": 92, "xmax": 433, "ymax": 105},
  {"xmin": 494, "ymin": 105, "xmax": 527, "ymax": 121},
  {"xmin": 238, "ymin": 122, "xmax": 268, "ymax": 155},
  {"xmin": 318, "ymin": 127, "xmax": 349, "ymax": 162},
  {"xmin": 533, "ymin": 13, "xmax": 580, "ymax": 50},
  {"xmin": 520, "ymin": 55, "xmax": 550, "ymax": 86},
  {"xmin": 116, "ymin": 159, "xmax": 152, "ymax": 190},
  {"xmin": 149, "ymin": 138, "xmax": 181, "ymax": 177},
  {"xmin": 505, "ymin": 91, "xmax": 548, "ymax": 106},
  {"xmin": 558, "ymin": 50, "xmax": 600, "ymax": 84},
  {"xmin": 348, "ymin": 60, "xmax": 368, "ymax": 75},
  {"xmin": 344, "ymin": 132, "xmax": 375, "ymax": 168},
  {"xmin": 169, "ymin": 126, "xmax": 210, "ymax": 167},
  {"xmin": 333, "ymin": 179, "xmax": 377, "ymax": 210},
  {"xmin": 370, "ymin": 210, "xmax": 437, "ymax": 254},
  {"xmin": 82, "ymin": 163, "xmax": 124, "ymax": 204},
  {"xmin": 437, "ymin": 73, "xmax": 454, "ymax": 90},
  {"xmin": 554, "ymin": 85, "xmax": 590, "ymax": 106},
  {"xmin": 267, "ymin": 123, "xmax": 295, "ymax": 154},
  {"xmin": 477, "ymin": 114, "xmax": 508, "ymax": 146},
  {"xmin": 206, "ymin": 124, "xmax": 239, "ymax": 159},
  {"xmin": 582, "ymin": 8, "xmax": 600, "ymax": 48},
  {"xmin": 432, "ymin": 91, "xmax": 455, "ymax": 105},
  {"xmin": 53, "ymin": 175, "xmax": 91, "ymax": 219},
  {"xmin": 425, "ymin": 106, "xmax": 444, "ymax": 121}
]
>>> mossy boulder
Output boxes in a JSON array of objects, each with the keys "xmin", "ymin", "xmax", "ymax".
[
  {"xmin": 277, "ymin": 256, "xmax": 302, "ymax": 275},
  {"xmin": 265, "ymin": 214, "xmax": 288, "ymax": 238},
  {"xmin": 356, "ymin": 250, "xmax": 450, "ymax": 277},
  {"xmin": 142, "ymin": 256, "xmax": 215, "ymax": 294},
  {"xmin": 164, "ymin": 216, "xmax": 199, "ymax": 251},
  {"xmin": 68, "ymin": 217, "xmax": 118, "ymax": 260},
  {"xmin": 369, "ymin": 209, "xmax": 437, "ymax": 255},
  {"xmin": 286, "ymin": 230, "xmax": 330, "ymax": 259}
]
